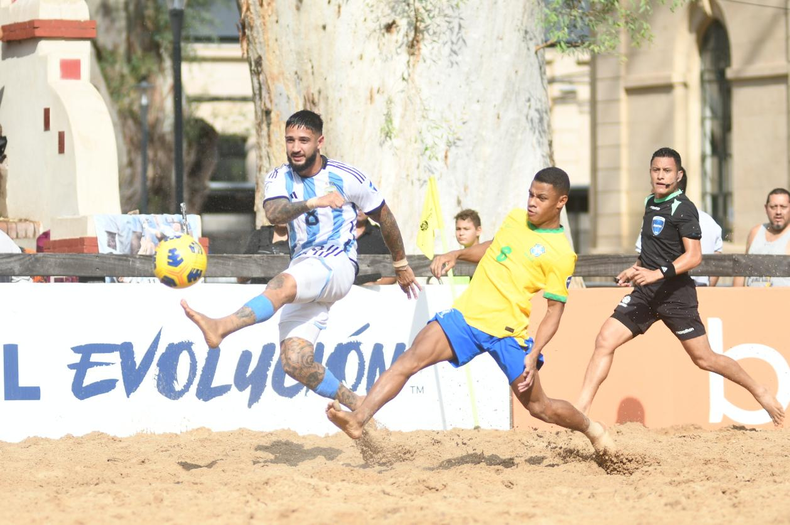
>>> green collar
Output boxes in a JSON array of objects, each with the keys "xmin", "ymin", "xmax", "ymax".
[
  {"xmin": 654, "ymin": 189, "xmax": 682, "ymax": 203},
  {"xmin": 528, "ymin": 221, "xmax": 564, "ymax": 233}
]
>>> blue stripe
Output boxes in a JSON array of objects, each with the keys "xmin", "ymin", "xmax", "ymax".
[
  {"xmin": 300, "ymin": 177, "xmax": 319, "ymax": 251},
  {"xmin": 315, "ymin": 256, "xmax": 334, "ymax": 298},
  {"xmin": 327, "ymin": 173, "xmax": 346, "ymax": 242},
  {"xmin": 327, "ymin": 161, "xmax": 365, "ymax": 183},
  {"xmin": 285, "ymin": 169, "xmax": 297, "ymax": 255}
]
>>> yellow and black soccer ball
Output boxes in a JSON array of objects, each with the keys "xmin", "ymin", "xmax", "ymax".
[{"xmin": 153, "ymin": 234, "xmax": 207, "ymax": 288}]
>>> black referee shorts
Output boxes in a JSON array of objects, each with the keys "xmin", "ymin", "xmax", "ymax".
[{"xmin": 611, "ymin": 275, "xmax": 706, "ymax": 341}]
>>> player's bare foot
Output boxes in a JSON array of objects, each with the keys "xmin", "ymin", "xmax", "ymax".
[
  {"xmin": 326, "ymin": 400, "xmax": 364, "ymax": 439},
  {"xmin": 584, "ymin": 420, "xmax": 616, "ymax": 453},
  {"xmin": 755, "ymin": 386, "xmax": 785, "ymax": 426},
  {"xmin": 181, "ymin": 300, "xmax": 224, "ymax": 348}
]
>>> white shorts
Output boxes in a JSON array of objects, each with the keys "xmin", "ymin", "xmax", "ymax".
[{"xmin": 276, "ymin": 252, "xmax": 356, "ymax": 344}]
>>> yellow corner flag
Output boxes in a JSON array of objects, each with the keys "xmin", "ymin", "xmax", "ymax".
[
  {"xmin": 415, "ymin": 176, "xmax": 480, "ymax": 429},
  {"xmin": 416, "ymin": 177, "xmax": 444, "ymax": 259}
]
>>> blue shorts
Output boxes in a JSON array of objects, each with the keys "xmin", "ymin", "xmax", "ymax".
[{"xmin": 430, "ymin": 308, "xmax": 543, "ymax": 384}]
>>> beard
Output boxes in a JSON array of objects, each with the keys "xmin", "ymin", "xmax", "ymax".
[{"xmin": 289, "ymin": 149, "xmax": 319, "ymax": 175}]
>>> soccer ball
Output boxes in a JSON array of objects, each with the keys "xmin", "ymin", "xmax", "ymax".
[{"xmin": 153, "ymin": 234, "xmax": 207, "ymax": 288}]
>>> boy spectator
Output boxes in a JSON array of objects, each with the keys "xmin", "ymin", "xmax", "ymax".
[{"xmin": 454, "ymin": 209, "xmax": 482, "ymax": 248}]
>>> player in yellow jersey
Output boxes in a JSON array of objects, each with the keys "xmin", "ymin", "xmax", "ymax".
[{"xmin": 327, "ymin": 167, "xmax": 615, "ymax": 453}]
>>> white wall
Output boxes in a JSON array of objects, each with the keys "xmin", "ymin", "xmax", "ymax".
[
  {"xmin": 0, "ymin": 284, "xmax": 510, "ymax": 442},
  {"xmin": 0, "ymin": 0, "xmax": 121, "ymax": 227}
]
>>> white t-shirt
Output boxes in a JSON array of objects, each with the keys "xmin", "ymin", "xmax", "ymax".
[
  {"xmin": 636, "ymin": 209, "xmax": 723, "ymax": 286},
  {"xmin": 264, "ymin": 157, "xmax": 384, "ymax": 264},
  {"xmin": 0, "ymin": 229, "xmax": 20, "ymax": 254}
]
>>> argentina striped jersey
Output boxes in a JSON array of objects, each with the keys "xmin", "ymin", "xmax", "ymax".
[{"xmin": 263, "ymin": 156, "xmax": 385, "ymax": 263}]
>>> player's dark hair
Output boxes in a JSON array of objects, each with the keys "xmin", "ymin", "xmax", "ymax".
[
  {"xmin": 678, "ymin": 166, "xmax": 688, "ymax": 192},
  {"xmin": 286, "ymin": 110, "xmax": 323, "ymax": 135},
  {"xmin": 454, "ymin": 209, "xmax": 481, "ymax": 228},
  {"xmin": 651, "ymin": 147, "xmax": 681, "ymax": 170},
  {"xmin": 534, "ymin": 167, "xmax": 570, "ymax": 196},
  {"xmin": 766, "ymin": 187, "xmax": 790, "ymax": 204}
]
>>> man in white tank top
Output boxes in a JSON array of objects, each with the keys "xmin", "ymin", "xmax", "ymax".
[{"xmin": 734, "ymin": 188, "xmax": 790, "ymax": 287}]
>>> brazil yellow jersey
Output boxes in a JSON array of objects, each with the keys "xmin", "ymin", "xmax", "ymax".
[{"xmin": 453, "ymin": 209, "xmax": 577, "ymax": 341}]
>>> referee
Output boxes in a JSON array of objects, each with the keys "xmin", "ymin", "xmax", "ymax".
[{"xmin": 575, "ymin": 147, "xmax": 784, "ymax": 426}]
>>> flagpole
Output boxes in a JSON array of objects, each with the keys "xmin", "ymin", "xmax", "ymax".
[{"xmin": 428, "ymin": 177, "xmax": 481, "ymax": 430}]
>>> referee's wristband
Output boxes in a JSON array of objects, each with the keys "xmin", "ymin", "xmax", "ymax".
[{"xmin": 659, "ymin": 263, "xmax": 676, "ymax": 279}]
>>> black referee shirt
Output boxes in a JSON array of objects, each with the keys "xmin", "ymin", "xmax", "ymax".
[{"xmin": 638, "ymin": 190, "xmax": 702, "ymax": 271}]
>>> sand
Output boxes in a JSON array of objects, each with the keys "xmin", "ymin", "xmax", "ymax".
[{"xmin": 1, "ymin": 423, "xmax": 788, "ymax": 524}]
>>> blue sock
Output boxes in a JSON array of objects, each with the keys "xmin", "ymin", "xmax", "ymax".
[
  {"xmin": 243, "ymin": 295, "xmax": 275, "ymax": 324},
  {"xmin": 314, "ymin": 369, "xmax": 341, "ymax": 399}
]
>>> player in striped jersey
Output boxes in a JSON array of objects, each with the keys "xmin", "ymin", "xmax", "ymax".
[{"xmin": 182, "ymin": 110, "xmax": 420, "ymax": 411}]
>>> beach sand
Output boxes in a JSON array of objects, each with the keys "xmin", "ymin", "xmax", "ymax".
[{"xmin": 1, "ymin": 423, "xmax": 788, "ymax": 524}]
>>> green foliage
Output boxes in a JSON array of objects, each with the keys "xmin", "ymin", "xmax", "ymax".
[
  {"xmin": 417, "ymin": 104, "xmax": 463, "ymax": 174},
  {"xmin": 380, "ymin": 97, "xmax": 396, "ymax": 144},
  {"xmin": 98, "ymin": 49, "xmax": 159, "ymax": 116},
  {"xmin": 96, "ymin": 0, "xmax": 231, "ymax": 116},
  {"xmin": 542, "ymin": 0, "xmax": 687, "ymax": 55}
]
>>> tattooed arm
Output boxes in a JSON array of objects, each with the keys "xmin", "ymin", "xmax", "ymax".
[
  {"xmin": 264, "ymin": 192, "xmax": 345, "ymax": 224},
  {"xmin": 368, "ymin": 203, "xmax": 406, "ymax": 261},
  {"xmin": 368, "ymin": 203, "xmax": 422, "ymax": 299}
]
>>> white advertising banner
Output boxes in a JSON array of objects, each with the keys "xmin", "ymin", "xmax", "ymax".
[{"xmin": 0, "ymin": 283, "xmax": 511, "ymax": 442}]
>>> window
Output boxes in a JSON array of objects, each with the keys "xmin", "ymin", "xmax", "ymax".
[
  {"xmin": 186, "ymin": 2, "xmax": 240, "ymax": 43},
  {"xmin": 700, "ymin": 21, "xmax": 732, "ymax": 239},
  {"xmin": 203, "ymin": 134, "xmax": 254, "ymax": 213},
  {"xmin": 213, "ymin": 134, "xmax": 248, "ymax": 183},
  {"xmin": 566, "ymin": 187, "xmax": 590, "ymax": 254}
]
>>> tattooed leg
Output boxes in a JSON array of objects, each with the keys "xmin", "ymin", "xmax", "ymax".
[
  {"xmin": 280, "ymin": 337, "xmax": 362, "ymax": 410},
  {"xmin": 336, "ymin": 384, "xmax": 363, "ymax": 410},
  {"xmin": 181, "ymin": 272, "xmax": 298, "ymax": 348}
]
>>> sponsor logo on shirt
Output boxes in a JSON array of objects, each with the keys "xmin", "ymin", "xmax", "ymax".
[
  {"xmin": 496, "ymin": 246, "xmax": 512, "ymax": 262},
  {"xmin": 652, "ymin": 216, "xmax": 666, "ymax": 235},
  {"xmin": 650, "ymin": 206, "xmax": 660, "ymax": 211}
]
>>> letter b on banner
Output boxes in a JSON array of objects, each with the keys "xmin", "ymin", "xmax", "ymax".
[{"xmin": 708, "ymin": 318, "xmax": 790, "ymax": 425}]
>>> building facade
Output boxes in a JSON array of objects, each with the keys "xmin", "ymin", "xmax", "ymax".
[
  {"xmin": 546, "ymin": 49, "xmax": 592, "ymax": 253},
  {"xmin": 591, "ymin": 0, "xmax": 790, "ymax": 253}
]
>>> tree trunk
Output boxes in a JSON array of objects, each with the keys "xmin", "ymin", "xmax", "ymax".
[{"xmin": 237, "ymin": 0, "xmax": 551, "ymax": 249}]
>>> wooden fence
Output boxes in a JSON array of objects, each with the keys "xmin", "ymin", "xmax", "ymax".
[{"xmin": 0, "ymin": 253, "xmax": 789, "ymax": 278}]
